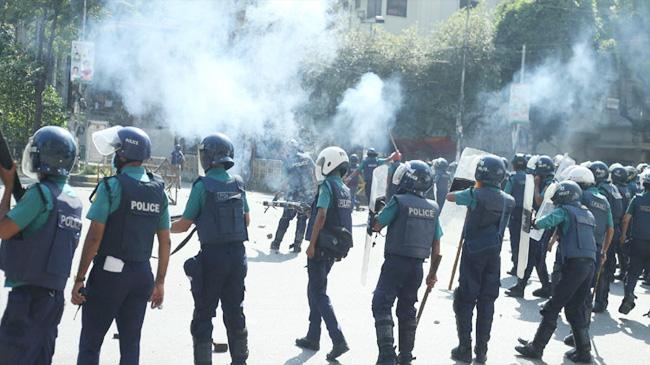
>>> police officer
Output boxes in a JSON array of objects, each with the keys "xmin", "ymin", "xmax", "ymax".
[
  {"xmin": 72, "ymin": 126, "xmax": 171, "ymax": 365},
  {"xmin": 0, "ymin": 126, "xmax": 82, "ymax": 364},
  {"xmin": 170, "ymin": 144, "xmax": 185, "ymax": 189},
  {"xmin": 295, "ymin": 146, "xmax": 352, "ymax": 362},
  {"xmin": 625, "ymin": 165, "xmax": 639, "ymax": 196},
  {"xmin": 618, "ymin": 172, "xmax": 650, "ymax": 315},
  {"xmin": 504, "ymin": 153, "xmax": 526, "ymax": 275},
  {"xmin": 346, "ymin": 148, "xmax": 396, "ymax": 204},
  {"xmin": 171, "ymin": 133, "xmax": 250, "ymax": 365},
  {"xmin": 563, "ymin": 166, "xmax": 613, "ymax": 314},
  {"xmin": 506, "ymin": 155, "xmax": 555, "ymax": 298},
  {"xmin": 515, "ymin": 181, "xmax": 596, "ymax": 364},
  {"xmin": 433, "ymin": 158, "xmax": 450, "ymax": 210},
  {"xmin": 447, "ymin": 156, "xmax": 515, "ymax": 364},
  {"xmin": 615, "ymin": 165, "xmax": 638, "ymax": 280},
  {"xmin": 370, "ymin": 160, "xmax": 442, "ymax": 365},
  {"xmin": 270, "ymin": 139, "xmax": 315, "ymax": 253},
  {"xmin": 345, "ymin": 153, "xmax": 361, "ymax": 210}
]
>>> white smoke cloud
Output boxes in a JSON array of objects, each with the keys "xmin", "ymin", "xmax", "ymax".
[
  {"xmin": 330, "ymin": 72, "xmax": 403, "ymax": 152},
  {"xmin": 91, "ymin": 0, "xmax": 340, "ymax": 144}
]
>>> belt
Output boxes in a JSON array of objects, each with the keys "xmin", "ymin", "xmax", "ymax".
[{"xmin": 565, "ymin": 257, "xmax": 594, "ymax": 263}]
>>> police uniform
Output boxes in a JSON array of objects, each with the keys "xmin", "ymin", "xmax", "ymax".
[
  {"xmin": 77, "ymin": 166, "xmax": 169, "ymax": 365},
  {"xmin": 621, "ymin": 191, "xmax": 650, "ymax": 307},
  {"xmin": 271, "ymin": 152, "xmax": 314, "ymax": 251},
  {"xmin": 433, "ymin": 167, "xmax": 450, "ymax": 210},
  {"xmin": 345, "ymin": 160, "xmax": 360, "ymax": 209},
  {"xmin": 587, "ymin": 185, "xmax": 615, "ymax": 310},
  {"xmin": 517, "ymin": 203, "xmax": 596, "ymax": 362},
  {"xmin": 372, "ymin": 193, "xmax": 442, "ymax": 364},
  {"xmin": 504, "ymin": 169, "xmax": 525, "ymax": 272},
  {"xmin": 170, "ymin": 148, "xmax": 184, "ymax": 188},
  {"xmin": 301, "ymin": 174, "xmax": 352, "ymax": 355},
  {"xmin": 0, "ymin": 177, "xmax": 82, "ymax": 365},
  {"xmin": 182, "ymin": 167, "xmax": 250, "ymax": 365},
  {"xmin": 358, "ymin": 156, "xmax": 387, "ymax": 203},
  {"xmin": 452, "ymin": 185, "xmax": 514, "ymax": 362}
]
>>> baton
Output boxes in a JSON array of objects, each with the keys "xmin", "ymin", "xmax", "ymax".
[{"xmin": 417, "ymin": 254, "xmax": 442, "ymax": 326}]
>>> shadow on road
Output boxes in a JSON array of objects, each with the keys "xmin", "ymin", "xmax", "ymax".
[{"xmin": 247, "ymin": 247, "xmax": 300, "ymax": 263}]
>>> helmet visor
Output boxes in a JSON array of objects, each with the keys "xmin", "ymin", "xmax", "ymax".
[
  {"xmin": 21, "ymin": 138, "xmax": 38, "ymax": 179},
  {"xmin": 92, "ymin": 125, "xmax": 123, "ymax": 156},
  {"xmin": 315, "ymin": 156, "xmax": 326, "ymax": 182},
  {"xmin": 392, "ymin": 163, "xmax": 408, "ymax": 186}
]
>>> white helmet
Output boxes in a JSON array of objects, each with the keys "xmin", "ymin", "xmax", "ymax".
[
  {"xmin": 315, "ymin": 146, "xmax": 349, "ymax": 182},
  {"xmin": 566, "ymin": 165, "xmax": 595, "ymax": 187}
]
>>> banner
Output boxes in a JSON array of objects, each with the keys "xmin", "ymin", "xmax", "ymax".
[{"xmin": 71, "ymin": 41, "xmax": 95, "ymax": 83}]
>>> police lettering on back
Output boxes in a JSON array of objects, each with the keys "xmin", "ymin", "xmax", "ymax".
[
  {"xmin": 408, "ymin": 206, "xmax": 437, "ymax": 219},
  {"xmin": 130, "ymin": 200, "xmax": 161, "ymax": 213},
  {"xmin": 58, "ymin": 214, "xmax": 83, "ymax": 231}
]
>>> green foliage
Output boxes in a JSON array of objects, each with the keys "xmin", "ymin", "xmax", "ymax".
[{"xmin": 303, "ymin": 3, "xmax": 498, "ymax": 139}]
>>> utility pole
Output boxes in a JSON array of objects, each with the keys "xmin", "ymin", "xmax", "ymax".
[
  {"xmin": 512, "ymin": 44, "xmax": 527, "ymax": 153},
  {"xmin": 454, "ymin": 5, "xmax": 471, "ymax": 161}
]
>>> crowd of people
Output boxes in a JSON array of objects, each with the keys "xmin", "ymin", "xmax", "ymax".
[{"xmin": 0, "ymin": 126, "xmax": 648, "ymax": 365}]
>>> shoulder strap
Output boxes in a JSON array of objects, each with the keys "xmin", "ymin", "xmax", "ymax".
[
  {"xmin": 89, "ymin": 176, "xmax": 114, "ymax": 205},
  {"xmin": 324, "ymin": 180, "xmax": 341, "ymax": 225}
]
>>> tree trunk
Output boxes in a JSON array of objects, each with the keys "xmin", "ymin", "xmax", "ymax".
[{"xmin": 33, "ymin": 1, "xmax": 61, "ymax": 132}]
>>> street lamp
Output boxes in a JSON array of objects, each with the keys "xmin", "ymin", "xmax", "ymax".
[{"xmin": 455, "ymin": 0, "xmax": 478, "ymax": 161}]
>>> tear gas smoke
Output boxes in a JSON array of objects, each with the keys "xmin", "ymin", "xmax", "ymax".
[
  {"xmin": 330, "ymin": 72, "xmax": 403, "ymax": 153},
  {"xmin": 90, "ymin": 0, "xmax": 340, "ymax": 174}
]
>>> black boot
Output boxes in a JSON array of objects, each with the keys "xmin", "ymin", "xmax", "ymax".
[
  {"xmin": 619, "ymin": 293, "xmax": 636, "ymax": 314},
  {"xmin": 289, "ymin": 242, "xmax": 302, "ymax": 253},
  {"xmin": 374, "ymin": 317, "xmax": 396, "ymax": 365},
  {"xmin": 532, "ymin": 285, "xmax": 552, "ymax": 298},
  {"xmin": 474, "ymin": 335, "xmax": 489, "ymax": 364},
  {"xmin": 295, "ymin": 337, "xmax": 320, "ymax": 351},
  {"xmin": 564, "ymin": 332, "xmax": 575, "ymax": 347},
  {"xmin": 326, "ymin": 339, "xmax": 349, "ymax": 361},
  {"xmin": 505, "ymin": 279, "xmax": 526, "ymax": 298},
  {"xmin": 565, "ymin": 327, "xmax": 592, "ymax": 363},
  {"xmin": 397, "ymin": 319, "xmax": 416, "ymax": 365},
  {"xmin": 515, "ymin": 321, "xmax": 556, "ymax": 359},
  {"xmin": 451, "ymin": 317, "xmax": 472, "ymax": 363},
  {"xmin": 228, "ymin": 328, "xmax": 248, "ymax": 365},
  {"xmin": 193, "ymin": 338, "xmax": 212, "ymax": 365},
  {"xmin": 270, "ymin": 240, "xmax": 280, "ymax": 251}
]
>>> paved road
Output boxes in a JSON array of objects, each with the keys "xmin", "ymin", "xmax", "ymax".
[{"xmin": 1, "ymin": 185, "xmax": 649, "ymax": 364}]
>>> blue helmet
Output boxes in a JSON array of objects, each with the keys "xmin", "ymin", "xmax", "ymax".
[
  {"xmin": 116, "ymin": 127, "xmax": 151, "ymax": 161},
  {"xmin": 199, "ymin": 133, "xmax": 235, "ymax": 171},
  {"xmin": 435, "ymin": 158, "xmax": 449, "ymax": 169},
  {"xmin": 349, "ymin": 153, "xmax": 359, "ymax": 164},
  {"xmin": 610, "ymin": 166, "xmax": 628, "ymax": 185},
  {"xmin": 511, "ymin": 153, "xmax": 527, "ymax": 170},
  {"xmin": 551, "ymin": 181, "xmax": 582, "ymax": 205},
  {"xmin": 475, "ymin": 155, "xmax": 506, "ymax": 186},
  {"xmin": 588, "ymin": 161, "xmax": 609, "ymax": 183},
  {"xmin": 534, "ymin": 155, "xmax": 555, "ymax": 176},
  {"xmin": 367, "ymin": 148, "xmax": 378, "ymax": 157},
  {"xmin": 22, "ymin": 126, "xmax": 77, "ymax": 177},
  {"xmin": 392, "ymin": 160, "xmax": 433, "ymax": 195}
]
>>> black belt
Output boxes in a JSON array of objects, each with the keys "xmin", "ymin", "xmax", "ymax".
[{"xmin": 565, "ymin": 257, "xmax": 594, "ymax": 263}]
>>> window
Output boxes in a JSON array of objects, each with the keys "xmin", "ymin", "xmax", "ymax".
[
  {"xmin": 367, "ymin": 0, "xmax": 382, "ymax": 18},
  {"xmin": 387, "ymin": 0, "xmax": 407, "ymax": 17}
]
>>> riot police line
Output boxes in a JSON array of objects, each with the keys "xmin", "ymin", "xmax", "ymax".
[{"xmin": 1, "ymin": 126, "xmax": 650, "ymax": 365}]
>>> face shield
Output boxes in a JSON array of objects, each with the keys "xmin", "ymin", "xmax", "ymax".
[
  {"xmin": 315, "ymin": 156, "xmax": 326, "ymax": 182},
  {"xmin": 392, "ymin": 163, "xmax": 409, "ymax": 186},
  {"xmin": 91, "ymin": 125, "xmax": 123, "ymax": 156},
  {"xmin": 20, "ymin": 137, "xmax": 38, "ymax": 179}
]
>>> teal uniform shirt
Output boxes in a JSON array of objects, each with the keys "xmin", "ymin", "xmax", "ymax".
[
  {"xmin": 585, "ymin": 186, "xmax": 614, "ymax": 228},
  {"xmin": 87, "ymin": 165, "xmax": 170, "ymax": 230},
  {"xmin": 453, "ymin": 185, "xmax": 502, "ymax": 210},
  {"xmin": 626, "ymin": 191, "xmax": 650, "ymax": 216},
  {"xmin": 5, "ymin": 176, "xmax": 77, "ymax": 287},
  {"xmin": 376, "ymin": 196, "xmax": 443, "ymax": 240},
  {"xmin": 182, "ymin": 167, "xmax": 250, "ymax": 220},
  {"xmin": 504, "ymin": 171, "xmax": 525, "ymax": 194},
  {"xmin": 316, "ymin": 175, "xmax": 346, "ymax": 209},
  {"xmin": 535, "ymin": 207, "xmax": 570, "ymax": 235}
]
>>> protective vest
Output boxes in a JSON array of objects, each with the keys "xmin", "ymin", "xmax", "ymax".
[
  {"xmin": 0, "ymin": 181, "xmax": 82, "ymax": 290},
  {"xmin": 558, "ymin": 204, "xmax": 597, "ymax": 262},
  {"xmin": 347, "ymin": 163, "xmax": 360, "ymax": 186},
  {"xmin": 196, "ymin": 176, "xmax": 249, "ymax": 245},
  {"xmin": 630, "ymin": 193, "xmax": 650, "ymax": 240},
  {"xmin": 627, "ymin": 181, "xmax": 639, "ymax": 197},
  {"xmin": 509, "ymin": 171, "xmax": 526, "ymax": 208},
  {"xmin": 463, "ymin": 187, "xmax": 515, "ymax": 254},
  {"xmin": 614, "ymin": 183, "xmax": 631, "ymax": 212},
  {"xmin": 171, "ymin": 150, "xmax": 183, "ymax": 165},
  {"xmin": 385, "ymin": 193, "xmax": 439, "ymax": 259},
  {"xmin": 598, "ymin": 182, "xmax": 623, "ymax": 224},
  {"xmin": 99, "ymin": 173, "xmax": 165, "ymax": 261},
  {"xmin": 305, "ymin": 180, "xmax": 353, "ymax": 240},
  {"xmin": 363, "ymin": 157, "xmax": 379, "ymax": 181},
  {"xmin": 582, "ymin": 190, "xmax": 609, "ymax": 249},
  {"xmin": 435, "ymin": 173, "xmax": 450, "ymax": 201}
]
